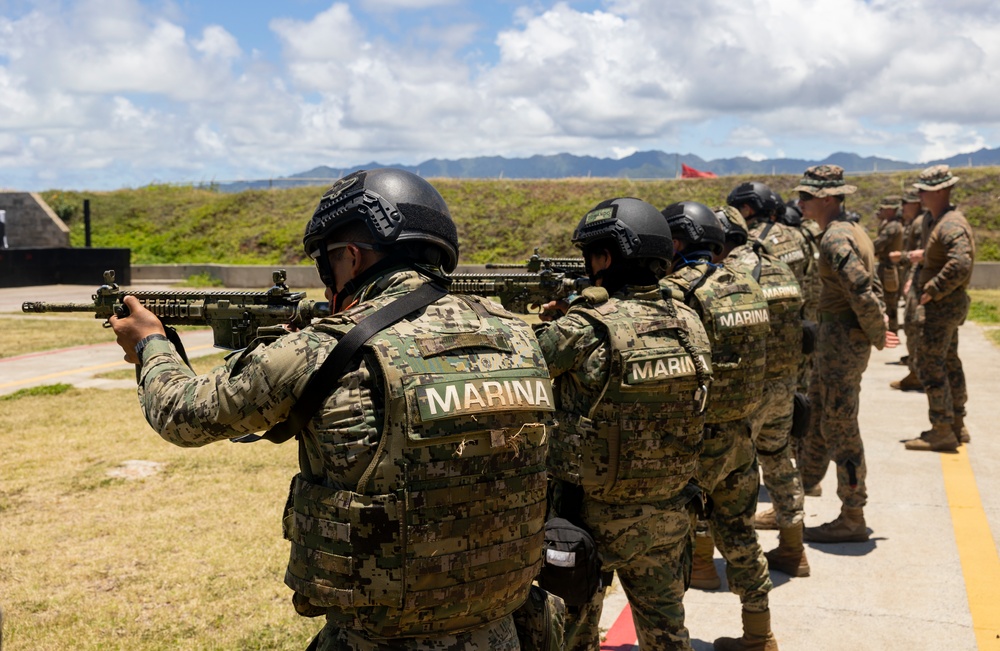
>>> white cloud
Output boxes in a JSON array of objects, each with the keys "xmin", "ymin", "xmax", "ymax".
[
  {"xmin": 3, "ymin": 0, "xmax": 1000, "ymax": 189},
  {"xmin": 917, "ymin": 123, "xmax": 986, "ymax": 162}
]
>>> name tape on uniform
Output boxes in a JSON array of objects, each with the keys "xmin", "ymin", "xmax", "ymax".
[
  {"xmin": 626, "ymin": 354, "xmax": 712, "ymax": 385},
  {"xmin": 417, "ymin": 377, "xmax": 555, "ymax": 421}
]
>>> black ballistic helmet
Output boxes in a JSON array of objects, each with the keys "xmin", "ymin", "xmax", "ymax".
[
  {"xmin": 303, "ymin": 168, "xmax": 459, "ymax": 272},
  {"xmin": 769, "ymin": 190, "xmax": 787, "ymax": 218},
  {"xmin": 572, "ymin": 197, "xmax": 673, "ymax": 264},
  {"xmin": 781, "ymin": 200, "xmax": 804, "ymax": 226},
  {"xmin": 726, "ymin": 181, "xmax": 779, "ymax": 218},
  {"xmin": 715, "ymin": 206, "xmax": 749, "ymax": 247},
  {"xmin": 661, "ymin": 201, "xmax": 726, "ymax": 255}
]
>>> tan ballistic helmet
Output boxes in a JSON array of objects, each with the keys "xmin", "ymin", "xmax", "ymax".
[{"xmin": 793, "ymin": 164, "xmax": 858, "ymax": 197}]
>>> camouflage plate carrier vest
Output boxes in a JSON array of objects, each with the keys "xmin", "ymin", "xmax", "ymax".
[
  {"xmin": 796, "ymin": 219, "xmax": 823, "ymax": 322},
  {"xmin": 283, "ymin": 291, "xmax": 554, "ymax": 638},
  {"xmin": 750, "ymin": 220, "xmax": 808, "ymax": 283},
  {"xmin": 548, "ymin": 287, "xmax": 713, "ymax": 504},
  {"xmin": 662, "ymin": 261, "xmax": 769, "ymax": 423},
  {"xmin": 753, "ymin": 253, "xmax": 803, "ymax": 380}
]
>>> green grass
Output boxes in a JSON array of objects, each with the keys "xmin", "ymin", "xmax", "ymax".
[
  {"xmin": 0, "ymin": 387, "xmax": 318, "ymax": 650},
  {"xmin": 0, "ymin": 383, "xmax": 73, "ymax": 401},
  {"xmin": 40, "ymin": 169, "xmax": 1000, "ymax": 265},
  {"xmin": 968, "ymin": 290, "xmax": 1000, "ymax": 324},
  {"xmin": 0, "ymin": 316, "xmax": 117, "ymax": 358}
]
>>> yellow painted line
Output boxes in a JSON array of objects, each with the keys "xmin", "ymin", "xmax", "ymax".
[
  {"xmin": 941, "ymin": 446, "xmax": 1000, "ymax": 648},
  {"xmin": 0, "ymin": 345, "xmax": 214, "ymax": 391}
]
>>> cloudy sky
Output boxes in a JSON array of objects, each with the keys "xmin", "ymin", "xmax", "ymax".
[{"xmin": 1, "ymin": 0, "xmax": 998, "ymax": 190}]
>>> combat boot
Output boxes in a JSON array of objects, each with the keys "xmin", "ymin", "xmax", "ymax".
[
  {"xmin": 904, "ymin": 424, "xmax": 959, "ymax": 452},
  {"xmin": 889, "ymin": 372, "xmax": 923, "ymax": 391},
  {"xmin": 713, "ymin": 609, "xmax": 779, "ymax": 651},
  {"xmin": 690, "ymin": 535, "xmax": 721, "ymax": 590},
  {"xmin": 953, "ymin": 414, "xmax": 970, "ymax": 444},
  {"xmin": 754, "ymin": 507, "xmax": 778, "ymax": 530},
  {"xmin": 764, "ymin": 522, "xmax": 810, "ymax": 577},
  {"xmin": 803, "ymin": 506, "xmax": 868, "ymax": 543}
]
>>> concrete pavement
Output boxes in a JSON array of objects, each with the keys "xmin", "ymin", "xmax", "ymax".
[{"xmin": 2, "ymin": 283, "xmax": 999, "ymax": 650}]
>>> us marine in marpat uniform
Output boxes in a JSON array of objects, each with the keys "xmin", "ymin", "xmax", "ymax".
[
  {"xmin": 902, "ymin": 165, "xmax": 976, "ymax": 452},
  {"xmin": 890, "ymin": 191, "xmax": 927, "ymax": 391},
  {"xmin": 793, "ymin": 165, "xmax": 898, "ymax": 545},
  {"xmin": 872, "ymin": 195, "xmax": 905, "ymax": 334}
]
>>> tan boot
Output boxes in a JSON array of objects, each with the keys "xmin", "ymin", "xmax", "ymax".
[
  {"xmin": 803, "ymin": 506, "xmax": 868, "ymax": 543},
  {"xmin": 904, "ymin": 424, "xmax": 959, "ymax": 452},
  {"xmin": 765, "ymin": 522, "xmax": 810, "ymax": 577},
  {"xmin": 953, "ymin": 415, "xmax": 971, "ymax": 444},
  {"xmin": 713, "ymin": 609, "xmax": 779, "ymax": 651},
  {"xmin": 690, "ymin": 534, "xmax": 721, "ymax": 590},
  {"xmin": 754, "ymin": 507, "xmax": 778, "ymax": 530},
  {"xmin": 889, "ymin": 372, "xmax": 923, "ymax": 391}
]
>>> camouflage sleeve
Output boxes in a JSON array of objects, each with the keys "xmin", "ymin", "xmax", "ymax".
[
  {"xmin": 136, "ymin": 331, "xmax": 326, "ymax": 447},
  {"xmin": 535, "ymin": 311, "xmax": 607, "ymax": 379},
  {"xmin": 923, "ymin": 223, "xmax": 974, "ymax": 300},
  {"xmin": 822, "ymin": 228, "xmax": 888, "ymax": 350},
  {"xmin": 872, "ymin": 223, "xmax": 890, "ymax": 258}
]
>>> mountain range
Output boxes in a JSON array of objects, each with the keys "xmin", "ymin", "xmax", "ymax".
[{"xmin": 219, "ymin": 147, "xmax": 1000, "ymax": 192}]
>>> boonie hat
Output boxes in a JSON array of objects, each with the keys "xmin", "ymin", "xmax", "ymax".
[
  {"xmin": 793, "ymin": 165, "xmax": 858, "ymax": 197},
  {"xmin": 913, "ymin": 164, "xmax": 960, "ymax": 191}
]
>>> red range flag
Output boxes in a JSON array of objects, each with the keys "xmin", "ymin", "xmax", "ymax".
[{"xmin": 681, "ymin": 163, "xmax": 717, "ymax": 179}]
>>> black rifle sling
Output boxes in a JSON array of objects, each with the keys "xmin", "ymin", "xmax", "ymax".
[
  {"xmin": 235, "ymin": 282, "xmax": 447, "ymax": 444},
  {"xmin": 751, "ymin": 220, "xmax": 775, "ymax": 256}
]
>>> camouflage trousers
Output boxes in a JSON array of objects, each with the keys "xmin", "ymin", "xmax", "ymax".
[
  {"xmin": 916, "ymin": 291, "xmax": 970, "ymax": 427},
  {"xmin": 564, "ymin": 499, "xmax": 695, "ymax": 651},
  {"xmin": 695, "ymin": 420, "xmax": 772, "ymax": 612},
  {"xmin": 749, "ymin": 376, "xmax": 805, "ymax": 528},
  {"xmin": 884, "ymin": 289, "xmax": 900, "ymax": 333},
  {"xmin": 799, "ymin": 322, "xmax": 871, "ymax": 509},
  {"xmin": 903, "ymin": 283, "xmax": 924, "ymax": 374},
  {"xmin": 308, "ymin": 614, "xmax": 520, "ymax": 650},
  {"xmin": 512, "ymin": 586, "xmax": 566, "ymax": 651}
]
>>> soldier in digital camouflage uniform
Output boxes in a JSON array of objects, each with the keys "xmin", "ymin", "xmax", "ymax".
[
  {"xmin": 111, "ymin": 168, "xmax": 555, "ymax": 651},
  {"xmin": 727, "ymin": 183, "xmax": 809, "ymax": 285},
  {"xmin": 538, "ymin": 197, "xmax": 713, "ymax": 651},
  {"xmin": 729, "ymin": 185, "xmax": 819, "ymax": 426},
  {"xmin": 716, "ymin": 207, "xmax": 809, "ymax": 579},
  {"xmin": 660, "ymin": 201, "xmax": 778, "ymax": 651},
  {"xmin": 902, "ymin": 165, "xmax": 976, "ymax": 452},
  {"xmin": 872, "ymin": 196, "xmax": 905, "ymax": 334},
  {"xmin": 778, "ymin": 200, "xmax": 822, "ymax": 327},
  {"xmin": 793, "ymin": 165, "xmax": 898, "ymax": 544},
  {"xmin": 889, "ymin": 191, "xmax": 927, "ymax": 391}
]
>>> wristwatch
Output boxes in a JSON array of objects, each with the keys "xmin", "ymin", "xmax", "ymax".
[{"xmin": 134, "ymin": 333, "xmax": 169, "ymax": 364}]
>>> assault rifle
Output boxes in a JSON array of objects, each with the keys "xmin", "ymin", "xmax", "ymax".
[
  {"xmin": 22, "ymin": 269, "xmax": 330, "ymax": 350},
  {"xmin": 449, "ymin": 249, "xmax": 590, "ymax": 314}
]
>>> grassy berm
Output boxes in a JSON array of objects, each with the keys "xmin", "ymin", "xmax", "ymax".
[{"xmin": 41, "ymin": 167, "xmax": 1000, "ymax": 265}]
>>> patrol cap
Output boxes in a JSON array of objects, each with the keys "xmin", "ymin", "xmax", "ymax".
[
  {"xmin": 793, "ymin": 164, "xmax": 858, "ymax": 197},
  {"xmin": 913, "ymin": 164, "xmax": 960, "ymax": 191}
]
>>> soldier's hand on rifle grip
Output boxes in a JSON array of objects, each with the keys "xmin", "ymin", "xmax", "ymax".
[
  {"xmin": 539, "ymin": 299, "xmax": 570, "ymax": 322},
  {"xmin": 110, "ymin": 295, "xmax": 167, "ymax": 364}
]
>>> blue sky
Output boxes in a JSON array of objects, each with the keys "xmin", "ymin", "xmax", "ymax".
[{"xmin": 1, "ymin": 0, "xmax": 998, "ymax": 190}]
